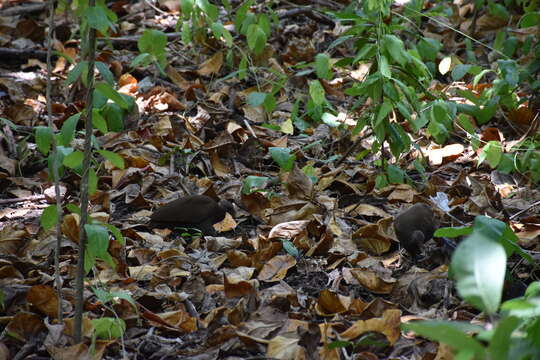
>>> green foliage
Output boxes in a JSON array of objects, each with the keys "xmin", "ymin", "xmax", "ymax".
[
  {"xmin": 40, "ymin": 205, "xmax": 58, "ymax": 231},
  {"xmin": 132, "ymin": 29, "xmax": 168, "ymax": 73},
  {"xmin": 403, "ymin": 216, "xmax": 538, "ymax": 359},
  {"xmin": 91, "ymin": 317, "xmax": 126, "ymax": 339},
  {"xmin": 178, "ymin": 0, "xmax": 233, "ymax": 48},
  {"xmin": 269, "ymin": 147, "xmax": 296, "ymax": 172},
  {"xmin": 242, "ymin": 176, "xmax": 270, "ymax": 194}
]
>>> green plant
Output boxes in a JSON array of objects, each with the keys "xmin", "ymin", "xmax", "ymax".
[
  {"xmin": 403, "ymin": 217, "xmax": 537, "ymax": 359},
  {"xmin": 131, "ymin": 29, "xmax": 168, "ymax": 76}
]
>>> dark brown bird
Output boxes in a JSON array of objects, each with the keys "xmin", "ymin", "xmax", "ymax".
[
  {"xmin": 393, "ymin": 203, "xmax": 438, "ymax": 258},
  {"xmin": 150, "ymin": 195, "xmax": 235, "ymax": 235}
]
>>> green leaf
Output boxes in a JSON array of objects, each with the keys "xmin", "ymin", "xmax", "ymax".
[
  {"xmin": 95, "ymin": 82, "xmax": 129, "ymax": 109},
  {"xmin": 196, "ymin": 0, "xmax": 218, "ymax": 21},
  {"xmin": 91, "ymin": 317, "xmax": 126, "ymax": 340},
  {"xmin": 41, "ymin": 204, "xmax": 58, "ymax": 231},
  {"xmin": 435, "ymin": 226, "xmax": 473, "ymax": 238},
  {"xmin": 97, "ymin": 150, "xmax": 124, "ymax": 169},
  {"xmin": 138, "ymin": 29, "xmax": 167, "ymax": 57},
  {"xmin": 321, "ymin": 113, "xmax": 340, "ymax": 127},
  {"xmin": 89, "ymin": 167, "xmax": 98, "ymax": 195},
  {"xmin": 92, "ymin": 109, "xmax": 108, "ymax": 134},
  {"xmin": 102, "ymin": 103, "xmax": 124, "ymax": 132},
  {"xmin": 379, "ymin": 54, "xmax": 391, "ymax": 78},
  {"xmin": 402, "ymin": 321, "xmax": 485, "ymax": 357},
  {"xmin": 520, "ymin": 12, "xmax": 540, "ymax": 27},
  {"xmin": 242, "ymin": 176, "xmax": 269, "ymax": 194},
  {"xmin": 35, "ymin": 126, "xmax": 53, "ymax": 155},
  {"xmin": 282, "ymin": 240, "xmax": 299, "ymax": 258},
  {"xmin": 59, "ymin": 113, "xmax": 80, "ymax": 146},
  {"xmin": 131, "ymin": 53, "xmax": 152, "ymax": 68},
  {"xmin": 85, "ymin": 224, "xmax": 114, "ymax": 272},
  {"xmin": 85, "ymin": 6, "xmax": 113, "ymax": 34},
  {"xmin": 417, "ymin": 37, "xmax": 441, "ymax": 61},
  {"xmin": 66, "ymin": 204, "xmax": 81, "ymax": 215},
  {"xmin": 238, "ymin": 55, "xmax": 248, "ymax": 80},
  {"xmin": 246, "ymin": 24, "xmax": 266, "ymax": 55},
  {"xmin": 315, "ymin": 53, "xmax": 331, "ymax": 79},
  {"xmin": 479, "ymin": 141, "xmax": 502, "ymax": 168},
  {"xmin": 181, "ymin": 21, "xmax": 192, "ymax": 44},
  {"xmin": 63, "ymin": 150, "xmax": 84, "ymax": 169},
  {"xmin": 487, "ymin": 316, "xmax": 521, "ymax": 360},
  {"xmin": 451, "ymin": 216, "xmax": 507, "ymax": 314},
  {"xmin": 95, "ymin": 61, "xmax": 115, "ymax": 85},
  {"xmin": 387, "ymin": 164, "xmax": 404, "ymax": 184},
  {"xmin": 101, "ymin": 223, "xmax": 125, "ymax": 245},
  {"xmin": 66, "ymin": 61, "xmax": 88, "ymax": 85},
  {"xmin": 269, "ymin": 147, "xmax": 295, "ymax": 172},
  {"xmin": 247, "ymin": 92, "xmax": 267, "ymax": 106},
  {"xmin": 382, "ymin": 34, "xmax": 409, "ymax": 66},
  {"xmin": 309, "ymin": 80, "xmax": 325, "ymax": 106},
  {"xmin": 181, "ymin": 0, "xmax": 194, "ymax": 18}
]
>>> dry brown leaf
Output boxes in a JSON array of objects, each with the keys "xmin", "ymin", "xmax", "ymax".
[
  {"xmin": 340, "ymin": 309, "xmax": 401, "ymax": 344},
  {"xmin": 197, "ymin": 51, "xmax": 223, "ymax": 76},
  {"xmin": 26, "ymin": 285, "xmax": 59, "ymax": 318},
  {"xmin": 258, "ymin": 254, "xmax": 296, "ymax": 282}
]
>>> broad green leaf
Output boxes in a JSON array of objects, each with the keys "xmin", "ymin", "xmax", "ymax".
[
  {"xmin": 92, "ymin": 317, "xmax": 126, "ymax": 340},
  {"xmin": 315, "ymin": 53, "xmax": 331, "ymax": 79},
  {"xmin": 66, "ymin": 61, "xmax": 88, "ymax": 85},
  {"xmin": 479, "ymin": 141, "xmax": 502, "ymax": 168},
  {"xmin": 101, "ymin": 223, "xmax": 125, "ymax": 245},
  {"xmin": 417, "ymin": 37, "xmax": 441, "ymax": 61},
  {"xmin": 92, "ymin": 109, "xmax": 108, "ymax": 134},
  {"xmin": 321, "ymin": 113, "xmax": 340, "ymax": 127},
  {"xmin": 309, "ymin": 80, "xmax": 325, "ymax": 106},
  {"xmin": 196, "ymin": 0, "xmax": 218, "ymax": 21},
  {"xmin": 246, "ymin": 24, "xmax": 266, "ymax": 55},
  {"xmin": 138, "ymin": 29, "xmax": 167, "ymax": 57},
  {"xmin": 181, "ymin": 0, "xmax": 194, "ymax": 18},
  {"xmin": 242, "ymin": 176, "xmax": 270, "ymax": 194},
  {"xmin": 487, "ymin": 316, "xmax": 521, "ymax": 360},
  {"xmin": 95, "ymin": 61, "xmax": 115, "ymax": 85},
  {"xmin": 89, "ymin": 167, "xmax": 98, "ymax": 195},
  {"xmin": 63, "ymin": 150, "xmax": 84, "ymax": 169},
  {"xmin": 59, "ymin": 113, "xmax": 80, "ymax": 146},
  {"xmin": 85, "ymin": 224, "xmax": 114, "ymax": 272},
  {"xmin": 282, "ymin": 240, "xmax": 299, "ymax": 258},
  {"xmin": 379, "ymin": 54, "xmax": 391, "ymax": 78},
  {"xmin": 41, "ymin": 204, "xmax": 58, "ymax": 231},
  {"xmin": 102, "ymin": 103, "xmax": 124, "ymax": 132},
  {"xmin": 247, "ymin": 92, "xmax": 267, "ymax": 106},
  {"xmin": 95, "ymin": 82, "xmax": 129, "ymax": 109},
  {"xmin": 520, "ymin": 12, "xmax": 540, "ymax": 27},
  {"xmin": 451, "ymin": 216, "xmax": 507, "ymax": 314},
  {"xmin": 85, "ymin": 6, "xmax": 113, "ymax": 34},
  {"xmin": 131, "ymin": 53, "xmax": 152, "ymax": 68},
  {"xmin": 435, "ymin": 226, "xmax": 473, "ymax": 238},
  {"xmin": 382, "ymin": 34, "xmax": 408, "ymax": 66},
  {"xmin": 402, "ymin": 321, "xmax": 485, "ymax": 357},
  {"xmin": 181, "ymin": 21, "xmax": 192, "ymax": 44},
  {"xmin": 35, "ymin": 126, "xmax": 53, "ymax": 155},
  {"xmin": 387, "ymin": 164, "xmax": 404, "ymax": 184},
  {"xmin": 269, "ymin": 147, "xmax": 295, "ymax": 172},
  {"xmin": 97, "ymin": 150, "xmax": 124, "ymax": 169}
]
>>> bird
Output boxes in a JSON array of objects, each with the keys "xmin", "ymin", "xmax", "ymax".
[
  {"xmin": 393, "ymin": 203, "xmax": 438, "ymax": 258},
  {"xmin": 149, "ymin": 195, "xmax": 235, "ymax": 235}
]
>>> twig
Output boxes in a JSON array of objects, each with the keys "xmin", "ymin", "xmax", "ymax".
[
  {"xmin": 45, "ymin": 0, "xmax": 64, "ymax": 324},
  {"xmin": 509, "ymin": 200, "xmax": 540, "ymax": 221},
  {"xmin": 74, "ymin": 0, "xmax": 97, "ymax": 343},
  {"xmin": 0, "ymin": 195, "xmax": 46, "ymax": 205}
]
